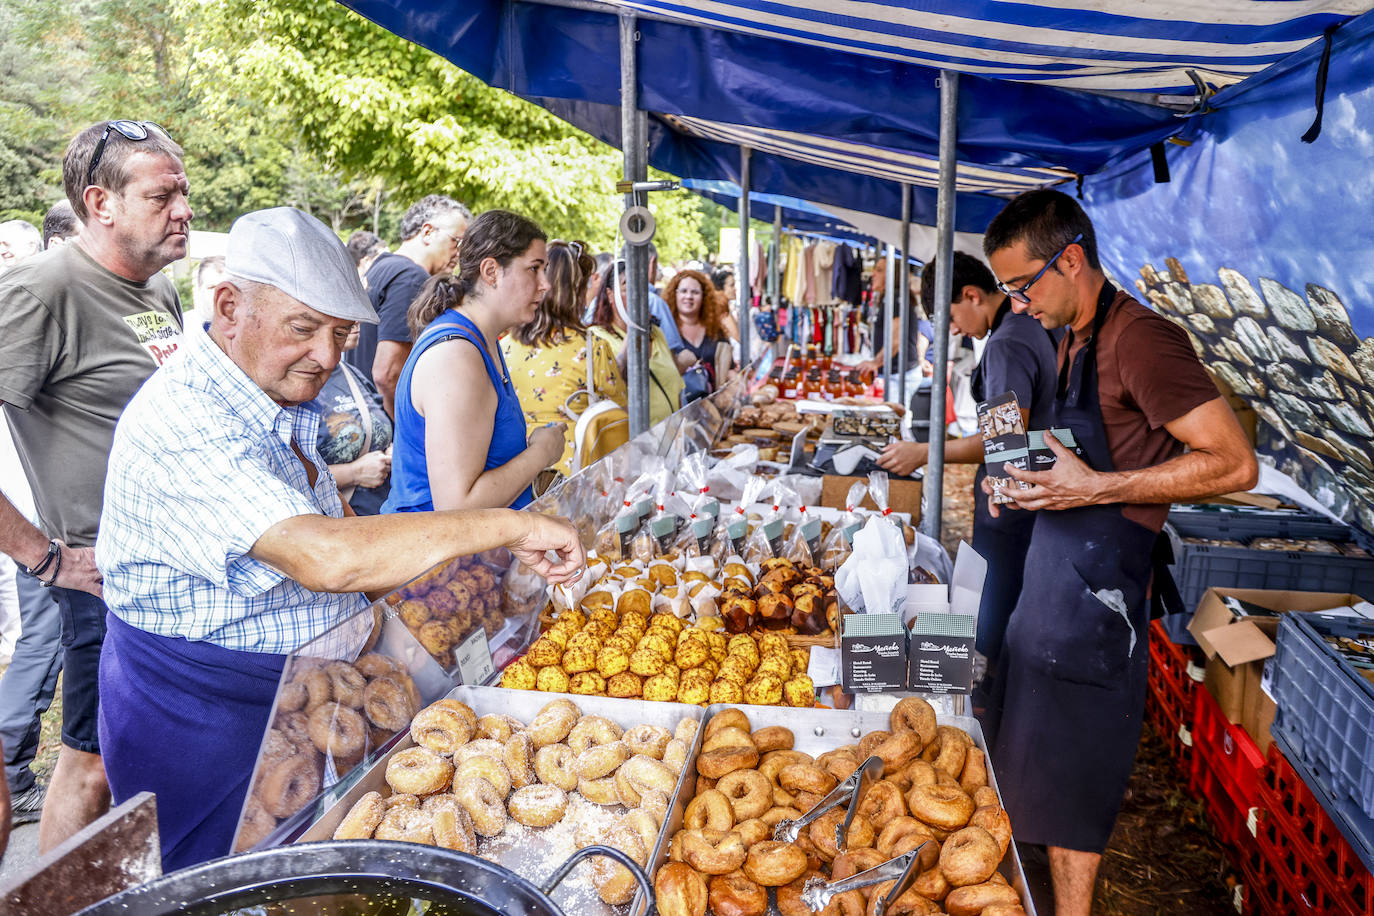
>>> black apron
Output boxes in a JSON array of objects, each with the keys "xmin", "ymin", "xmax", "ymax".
[
  {"xmin": 969, "ymin": 298, "xmax": 1037, "ymax": 668},
  {"xmin": 988, "ymin": 282, "xmax": 1155, "ymax": 853}
]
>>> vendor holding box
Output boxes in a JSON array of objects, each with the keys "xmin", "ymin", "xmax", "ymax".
[
  {"xmin": 978, "ymin": 190, "xmax": 1257, "ymax": 916},
  {"xmin": 95, "ymin": 207, "xmax": 584, "ymax": 871}
]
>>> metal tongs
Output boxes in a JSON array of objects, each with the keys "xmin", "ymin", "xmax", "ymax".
[
  {"xmin": 800, "ymin": 841, "xmax": 939, "ymax": 915},
  {"xmin": 772, "ymin": 755, "xmax": 884, "ymax": 850}
]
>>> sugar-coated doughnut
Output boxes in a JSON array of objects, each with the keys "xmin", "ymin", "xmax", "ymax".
[
  {"xmin": 452, "ymin": 738, "xmax": 504, "ymax": 766},
  {"xmin": 423, "ymin": 794, "xmax": 477, "ymax": 853},
  {"xmin": 325, "ymin": 661, "xmax": 366, "ymax": 708},
  {"xmin": 743, "ymin": 841, "xmax": 808, "ymax": 886},
  {"xmin": 354, "ymin": 652, "xmax": 400, "ymax": 680},
  {"xmin": 362, "ymin": 677, "xmax": 414, "ymax": 732},
  {"xmin": 300, "ymin": 668, "xmax": 332, "ymax": 709},
  {"xmin": 278, "ymin": 681, "xmax": 308, "ymax": 713},
  {"xmin": 675, "ymin": 717, "xmax": 701, "ymax": 744},
  {"xmin": 663, "ymin": 738, "xmax": 690, "ymax": 774},
  {"xmin": 454, "ymin": 754, "xmax": 511, "ymax": 799},
  {"xmin": 527, "ymin": 700, "xmax": 580, "ymax": 747},
  {"xmin": 614, "ymin": 763, "xmax": 643, "ymax": 808},
  {"xmin": 575, "ymin": 740, "xmax": 629, "ymax": 779},
  {"xmin": 655, "ymin": 862, "xmax": 708, "ymax": 916},
  {"xmin": 409, "ymin": 704, "xmax": 473, "ymax": 756},
  {"xmin": 533, "ymin": 743, "xmax": 579, "ymax": 791},
  {"xmin": 453, "ymin": 775, "xmax": 506, "ymax": 837},
  {"xmin": 374, "ymin": 805, "xmax": 434, "ymax": 844},
  {"xmin": 504, "ymin": 732, "xmax": 536, "ymax": 789},
  {"xmin": 591, "ymin": 824, "xmax": 647, "ymax": 904},
  {"xmin": 476, "ymin": 713, "xmax": 522, "ymax": 741},
  {"xmin": 385, "ymin": 746, "xmax": 454, "ymax": 796},
  {"xmin": 568, "ymin": 715, "xmax": 624, "ymax": 753},
  {"xmin": 889, "ymin": 697, "xmax": 938, "ymax": 750},
  {"xmin": 708, "ymin": 870, "xmax": 768, "ymax": 916},
  {"xmin": 508, "ymin": 784, "xmax": 569, "ymax": 827},
  {"xmin": 638, "ymin": 788, "xmax": 670, "ymax": 823},
  {"xmin": 718, "ymin": 769, "xmax": 772, "ymax": 821},
  {"xmin": 431, "ymin": 699, "xmax": 478, "ymax": 736},
  {"xmin": 578, "ymin": 774, "xmax": 621, "ymax": 805},
  {"xmin": 259, "ymin": 752, "xmax": 322, "ymax": 818},
  {"xmin": 623, "ymin": 723, "xmax": 672, "ymax": 759},
  {"xmin": 906, "ymin": 783, "xmax": 976, "ymax": 831},
  {"xmin": 622, "ymin": 808, "xmax": 662, "ymax": 853},
  {"xmin": 307, "ymin": 702, "xmax": 366, "ymax": 759},
  {"xmin": 333, "ymin": 790, "xmax": 385, "ymax": 840}
]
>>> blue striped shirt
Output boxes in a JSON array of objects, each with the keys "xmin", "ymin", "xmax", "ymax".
[{"xmin": 97, "ymin": 329, "xmax": 370, "ymax": 653}]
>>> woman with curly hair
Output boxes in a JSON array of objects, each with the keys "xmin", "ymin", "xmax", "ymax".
[
  {"xmin": 665, "ymin": 268, "xmax": 734, "ymax": 390},
  {"xmin": 503, "ymin": 240, "xmax": 627, "ymax": 475}
]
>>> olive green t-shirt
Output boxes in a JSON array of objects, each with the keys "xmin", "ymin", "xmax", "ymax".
[{"xmin": 0, "ymin": 243, "xmax": 183, "ymax": 547}]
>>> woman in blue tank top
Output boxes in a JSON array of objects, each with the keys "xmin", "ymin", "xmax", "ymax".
[{"xmin": 383, "ymin": 210, "xmax": 567, "ymax": 513}]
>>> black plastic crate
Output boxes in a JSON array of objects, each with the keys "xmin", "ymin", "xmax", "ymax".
[
  {"xmin": 1168, "ymin": 504, "xmax": 1351, "ymax": 543},
  {"xmin": 1271, "ymin": 613, "xmax": 1374, "ymax": 827},
  {"xmin": 1172, "ymin": 542, "xmax": 1374, "ymax": 612}
]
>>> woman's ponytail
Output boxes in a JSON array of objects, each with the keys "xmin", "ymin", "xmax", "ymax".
[{"xmin": 408, "ymin": 272, "xmax": 467, "ymax": 339}]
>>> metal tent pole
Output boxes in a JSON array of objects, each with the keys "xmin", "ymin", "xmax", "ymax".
[
  {"xmin": 882, "ymin": 244, "xmax": 895, "ymax": 398},
  {"xmin": 770, "ymin": 204, "xmax": 782, "ymax": 310},
  {"xmin": 897, "ymin": 182, "xmax": 912, "ymax": 409},
  {"xmin": 737, "ymin": 147, "xmax": 752, "ymax": 365},
  {"xmin": 923, "ymin": 70, "xmax": 959, "ymax": 543},
  {"xmin": 620, "ymin": 13, "xmax": 650, "ymax": 435}
]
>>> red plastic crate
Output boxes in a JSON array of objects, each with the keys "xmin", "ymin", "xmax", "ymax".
[
  {"xmin": 1148, "ymin": 618, "xmax": 1206, "ymax": 724},
  {"xmin": 1252, "ymin": 806, "xmax": 1362, "ymax": 916},
  {"xmin": 1192, "ymin": 685, "xmax": 1267, "ymax": 809},
  {"xmin": 1243, "ymin": 841, "xmax": 1320, "ymax": 915},
  {"xmin": 1146, "ymin": 678, "xmax": 1194, "ymax": 776},
  {"xmin": 1258, "ymin": 745, "xmax": 1374, "ymax": 916}
]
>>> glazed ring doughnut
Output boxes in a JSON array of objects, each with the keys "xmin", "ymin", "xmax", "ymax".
[
  {"xmin": 718, "ymin": 770, "xmax": 773, "ymax": 821},
  {"xmin": 890, "ymin": 696, "xmax": 938, "ymax": 746},
  {"xmin": 307, "ymin": 702, "xmax": 367, "ymax": 759},
  {"xmin": 325, "ymin": 661, "xmax": 366, "ymax": 708},
  {"xmin": 906, "ymin": 783, "xmax": 976, "ymax": 831},
  {"xmin": 333, "ymin": 790, "xmax": 386, "ymax": 840},
  {"xmin": 409, "ymin": 704, "xmax": 474, "ymax": 756},
  {"xmin": 663, "ymin": 738, "xmax": 690, "ymax": 774},
  {"xmin": 873, "ymin": 730, "xmax": 922, "ymax": 772},
  {"xmin": 533, "ymin": 744, "xmax": 579, "ymax": 791},
  {"xmin": 696, "ymin": 744, "xmax": 760, "ymax": 780},
  {"xmin": 675, "ymin": 717, "xmax": 701, "ymax": 744},
  {"xmin": 776, "ymin": 871, "xmax": 825, "ymax": 916},
  {"xmin": 504, "ymin": 732, "xmax": 537, "ymax": 790},
  {"xmin": 655, "ymin": 862, "xmax": 708, "ymax": 916},
  {"xmin": 830, "ymin": 847, "xmax": 888, "ymax": 885},
  {"xmin": 568, "ymin": 715, "xmax": 624, "ymax": 754},
  {"xmin": 743, "ymin": 841, "xmax": 808, "ymax": 887},
  {"xmin": 931, "ymin": 726, "xmax": 971, "ymax": 780},
  {"xmin": 772, "ymin": 785, "xmax": 797, "ymax": 809},
  {"xmin": 385, "ymin": 746, "xmax": 454, "ymax": 796},
  {"xmin": 423, "ymin": 794, "xmax": 477, "ymax": 853},
  {"xmin": 621, "ymin": 753, "xmax": 678, "ymax": 796},
  {"xmin": 911, "ymin": 865, "xmax": 952, "ymax": 905},
  {"xmin": 708, "ymin": 871, "xmax": 768, "ymax": 916},
  {"xmin": 508, "ymin": 784, "xmax": 569, "ymax": 827},
  {"xmin": 857, "ymin": 779, "xmax": 907, "ymax": 829},
  {"xmin": 362, "ymin": 677, "xmax": 414, "ymax": 732},
  {"xmin": 683, "ymin": 830, "xmax": 748, "ymax": 875},
  {"xmin": 816, "ymin": 749, "xmax": 861, "ymax": 783},
  {"xmin": 454, "ymin": 754, "xmax": 512, "ymax": 799},
  {"xmin": 575, "ymin": 740, "xmax": 629, "ymax": 779},
  {"xmin": 300, "ymin": 668, "xmax": 332, "ymax": 709},
  {"xmin": 703, "ymin": 726, "xmax": 756, "ymax": 753},
  {"xmin": 578, "ymin": 774, "xmax": 621, "ymax": 805},
  {"xmin": 758, "ymin": 750, "xmax": 813, "ymax": 785},
  {"xmin": 704, "ymin": 708, "xmax": 752, "ymax": 739},
  {"xmin": 960, "ymin": 747, "xmax": 989, "ymax": 792},
  {"xmin": 876, "ymin": 816, "xmax": 937, "ymax": 859},
  {"xmin": 779, "ymin": 763, "xmax": 837, "ymax": 796},
  {"xmin": 453, "ymin": 775, "xmax": 507, "ymax": 837},
  {"xmin": 623, "ymin": 724, "xmax": 672, "ymax": 759},
  {"xmin": 476, "ymin": 713, "xmax": 523, "ymax": 742},
  {"xmin": 433, "ymin": 699, "xmax": 479, "ymax": 737},
  {"xmin": 354, "ymin": 652, "xmax": 400, "ymax": 680},
  {"xmin": 639, "ymin": 788, "xmax": 670, "ymax": 823},
  {"xmin": 734, "ymin": 817, "xmax": 771, "ymax": 849},
  {"xmin": 527, "ymin": 700, "xmax": 580, "ymax": 748},
  {"xmin": 891, "ymin": 758, "xmax": 938, "ymax": 794},
  {"xmin": 808, "ymin": 809, "xmax": 874, "ymax": 861},
  {"xmin": 857, "ymin": 729, "xmax": 892, "ymax": 761},
  {"xmin": 973, "ymin": 785, "xmax": 1001, "ymax": 809},
  {"xmin": 939, "ymin": 825, "xmax": 1000, "ymax": 887},
  {"xmin": 278, "ymin": 681, "xmax": 308, "ymax": 713},
  {"xmin": 969, "ymin": 805, "xmax": 1013, "ymax": 857},
  {"xmin": 751, "ymin": 726, "xmax": 794, "ymax": 754},
  {"xmin": 944, "ymin": 882, "xmax": 1022, "ymax": 916},
  {"xmin": 374, "ymin": 805, "xmax": 434, "ymax": 845},
  {"xmin": 452, "ymin": 738, "xmax": 505, "ymax": 766},
  {"xmin": 686, "ymin": 788, "xmax": 736, "ymax": 831},
  {"xmin": 760, "ymin": 805, "xmax": 802, "ymax": 828},
  {"xmin": 258, "ymin": 753, "xmax": 322, "ymax": 819}
]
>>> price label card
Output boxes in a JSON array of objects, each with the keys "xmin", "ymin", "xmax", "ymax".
[{"xmin": 455, "ymin": 627, "xmax": 494, "ymax": 686}]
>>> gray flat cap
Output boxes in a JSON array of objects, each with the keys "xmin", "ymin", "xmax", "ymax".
[{"xmin": 225, "ymin": 207, "xmax": 378, "ymax": 324}]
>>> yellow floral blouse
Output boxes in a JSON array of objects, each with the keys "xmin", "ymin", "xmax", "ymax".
[{"xmin": 502, "ymin": 330, "xmax": 627, "ymax": 475}]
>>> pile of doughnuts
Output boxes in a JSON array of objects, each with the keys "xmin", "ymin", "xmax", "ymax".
[
  {"xmin": 385, "ymin": 554, "xmax": 507, "ymax": 667},
  {"xmin": 655, "ymin": 700, "xmax": 1026, "ymax": 916},
  {"xmin": 332, "ymin": 696, "xmax": 699, "ymax": 906},
  {"xmin": 500, "ymin": 602, "xmax": 815, "ymax": 708},
  {"xmin": 234, "ymin": 652, "xmax": 421, "ymax": 852}
]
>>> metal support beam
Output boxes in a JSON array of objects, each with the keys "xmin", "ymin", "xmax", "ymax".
[
  {"xmin": 737, "ymin": 146, "xmax": 752, "ymax": 365},
  {"xmin": 923, "ymin": 71, "xmax": 959, "ymax": 543},
  {"xmin": 620, "ymin": 13, "xmax": 650, "ymax": 436},
  {"xmin": 882, "ymin": 244, "xmax": 895, "ymax": 398},
  {"xmin": 896, "ymin": 182, "xmax": 912, "ymax": 409},
  {"xmin": 769, "ymin": 204, "xmax": 782, "ymax": 310}
]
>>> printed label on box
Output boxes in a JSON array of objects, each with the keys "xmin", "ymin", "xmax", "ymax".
[
  {"xmin": 842, "ymin": 613, "xmax": 909, "ymax": 693},
  {"xmin": 455, "ymin": 627, "xmax": 494, "ymax": 686},
  {"xmin": 977, "ymin": 391, "xmax": 1030, "ymax": 505},
  {"xmin": 907, "ymin": 613, "xmax": 977, "ymax": 694}
]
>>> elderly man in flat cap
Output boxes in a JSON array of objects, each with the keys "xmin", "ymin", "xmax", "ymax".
[{"xmin": 95, "ymin": 207, "xmax": 584, "ymax": 870}]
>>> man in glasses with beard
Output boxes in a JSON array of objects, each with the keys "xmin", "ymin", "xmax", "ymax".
[{"xmin": 0, "ymin": 119, "xmax": 191, "ymax": 851}]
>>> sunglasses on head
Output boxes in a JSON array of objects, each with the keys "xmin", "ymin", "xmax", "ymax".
[{"xmin": 86, "ymin": 120, "xmax": 172, "ymax": 188}]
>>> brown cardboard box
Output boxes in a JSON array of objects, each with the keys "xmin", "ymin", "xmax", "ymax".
[
  {"xmin": 820, "ymin": 474, "xmax": 922, "ymax": 521},
  {"xmin": 1188, "ymin": 587, "xmax": 1362, "ymax": 753}
]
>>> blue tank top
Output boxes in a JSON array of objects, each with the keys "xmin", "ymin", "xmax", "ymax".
[{"xmin": 383, "ymin": 310, "xmax": 533, "ymax": 512}]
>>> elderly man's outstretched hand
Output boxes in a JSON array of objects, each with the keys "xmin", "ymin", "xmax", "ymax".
[{"xmin": 509, "ymin": 512, "xmax": 586, "ymax": 585}]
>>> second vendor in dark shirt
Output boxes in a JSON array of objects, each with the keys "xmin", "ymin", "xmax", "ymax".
[{"xmin": 877, "ymin": 252, "xmax": 1057, "ymax": 676}]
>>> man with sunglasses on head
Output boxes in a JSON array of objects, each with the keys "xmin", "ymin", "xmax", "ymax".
[
  {"xmin": 0, "ymin": 119, "xmax": 190, "ymax": 852},
  {"xmin": 349, "ymin": 195, "xmax": 471, "ymax": 417},
  {"xmin": 979, "ymin": 189, "xmax": 1256, "ymax": 916}
]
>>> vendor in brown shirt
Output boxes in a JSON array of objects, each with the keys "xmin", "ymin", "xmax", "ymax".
[{"xmin": 979, "ymin": 189, "xmax": 1257, "ymax": 916}]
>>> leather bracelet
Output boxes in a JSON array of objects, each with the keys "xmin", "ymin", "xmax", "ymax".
[
  {"xmin": 38, "ymin": 543, "xmax": 62, "ymax": 588},
  {"xmin": 23, "ymin": 539, "xmax": 59, "ymax": 579}
]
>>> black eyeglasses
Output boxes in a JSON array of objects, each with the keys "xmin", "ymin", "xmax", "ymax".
[
  {"xmin": 86, "ymin": 120, "xmax": 171, "ymax": 188},
  {"xmin": 996, "ymin": 233, "xmax": 1083, "ymax": 304}
]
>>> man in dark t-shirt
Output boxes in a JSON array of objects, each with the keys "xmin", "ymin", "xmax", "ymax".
[
  {"xmin": 981, "ymin": 189, "xmax": 1257, "ymax": 916},
  {"xmin": 348, "ymin": 195, "xmax": 471, "ymax": 416}
]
